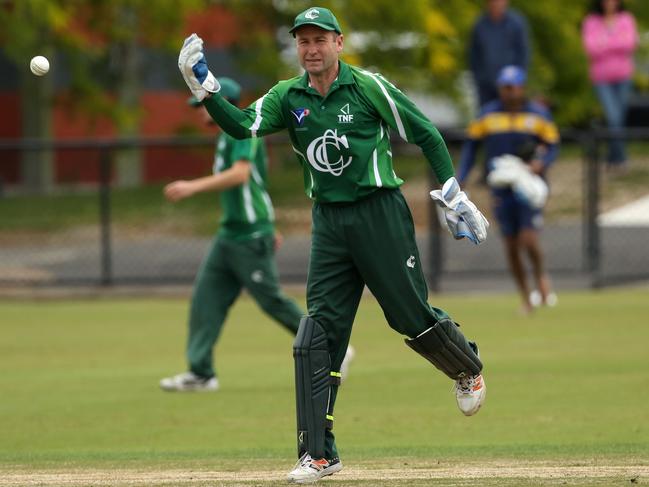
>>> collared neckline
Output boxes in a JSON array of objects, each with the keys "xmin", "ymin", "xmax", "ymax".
[{"xmin": 294, "ymin": 61, "xmax": 354, "ymax": 94}]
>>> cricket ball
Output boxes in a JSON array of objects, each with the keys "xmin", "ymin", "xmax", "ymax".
[{"xmin": 30, "ymin": 56, "xmax": 50, "ymax": 76}]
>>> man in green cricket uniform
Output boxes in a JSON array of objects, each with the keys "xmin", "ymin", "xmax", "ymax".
[
  {"xmin": 159, "ymin": 78, "xmax": 305, "ymax": 392},
  {"xmin": 178, "ymin": 7, "xmax": 489, "ymax": 483}
]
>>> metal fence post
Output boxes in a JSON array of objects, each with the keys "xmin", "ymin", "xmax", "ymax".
[
  {"xmin": 99, "ymin": 147, "xmax": 113, "ymax": 286},
  {"xmin": 582, "ymin": 133, "xmax": 601, "ymax": 288},
  {"xmin": 428, "ymin": 168, "xmax": 443, "ymax": 292}
]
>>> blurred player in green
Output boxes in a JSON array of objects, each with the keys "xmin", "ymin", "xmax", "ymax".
[
  {"xmin": 178, "ymin": 7, "xmax": 488, "ymax": 483},
  {"xmin": 159, "ymin": 79, "xmax": 356, "ymax": 392}
]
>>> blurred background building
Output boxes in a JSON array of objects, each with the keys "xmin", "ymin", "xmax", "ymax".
[{"xmin": 1, "ymin": 0, "xmax": 649, "ymax": 291}]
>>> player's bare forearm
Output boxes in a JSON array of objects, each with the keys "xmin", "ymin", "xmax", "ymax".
[{"xmin": 164, "ymin": 162, "xmax": 251, "ymax": 202}]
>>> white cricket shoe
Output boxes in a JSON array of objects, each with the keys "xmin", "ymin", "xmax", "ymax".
[
  {"xmin": 530, "ymin": 290, "xmax": 558, "ymax": 308},
  {"xmin": 529, "ymin": 290, "xmax": 543, "ymax": 308},
  {"xmin": 159, "ymin": 371, "xmax": 219, "ymax": 392},
  {"xmin": 287, "ymin": 454, "xmax": 343, "ymax": 483},
  {"xmin": 454, "ymin": 373, "xmax": 486, "ymax": 416},
  {"xmin": 340, "ymin": 345, "xmax": 355, "ymax": 382}
]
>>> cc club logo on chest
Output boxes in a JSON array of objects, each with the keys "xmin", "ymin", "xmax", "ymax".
[{"xmin": 338, "ymin": 103, "xmax": 354, "ymax": 124}]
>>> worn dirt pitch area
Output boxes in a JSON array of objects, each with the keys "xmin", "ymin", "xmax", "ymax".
[{"xmin": 2, "ymin": 462, "xmax": 648, "ymax": 486}]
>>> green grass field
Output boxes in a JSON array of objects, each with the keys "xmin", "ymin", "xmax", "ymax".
[{"xmin": 1, "ymin": 289, "xmax": 648, "ymax": 486}]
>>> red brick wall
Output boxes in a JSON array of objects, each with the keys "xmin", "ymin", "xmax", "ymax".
[
  {"xmin": 1, "ymin": 5, "xmax": 241, "ymax": 185},
  {"xmin": 0, "ymin": 93, "xmax": 21, "ymax": 183}
]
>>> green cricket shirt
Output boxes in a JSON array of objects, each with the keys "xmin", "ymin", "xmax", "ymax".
[
  {"xmin": 204, "ymin": 60, "xmax": 455, "ymax": 203},
  {"xmin": 214, "ymin": 133, "xmax": 275, "ymax": 241}
]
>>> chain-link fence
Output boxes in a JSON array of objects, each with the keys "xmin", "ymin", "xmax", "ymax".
[
  {"xmin": 1, "ymin": 131, "xmax": 648, "ymax": 290},
  {"xmin": 426, "ymin": 129, "xmax": 649, "ymax": 290}
]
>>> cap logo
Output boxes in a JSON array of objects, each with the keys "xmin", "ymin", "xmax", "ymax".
[{"xmin": 304, "ymin": 8, "xmax": 320, "ymax": 20}]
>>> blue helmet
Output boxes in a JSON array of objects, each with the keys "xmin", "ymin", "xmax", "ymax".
[{"xmin": 496, "ymin": 65, "xmax": 527, "ymax": 87}]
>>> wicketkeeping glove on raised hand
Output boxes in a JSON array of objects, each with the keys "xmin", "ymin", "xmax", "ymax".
[
  {"xmin": 430, "ymin": 177, "xmax": 489, "ymax": 245},
  {"xmin": 178, "ymin": 33, "xmax": 221, "ymax": 102}
]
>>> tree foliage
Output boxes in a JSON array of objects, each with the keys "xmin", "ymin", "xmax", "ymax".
[
  {"xmin": 0, "ymin": 0, "xmax": 204, "ymax": 128},
  {"xmin": 223, "ymin": 0, "xmax": 648, "ymax": 126},
  {"xmin": 2, "ymin": 0, "xmax": 648, "ymax": 128}
]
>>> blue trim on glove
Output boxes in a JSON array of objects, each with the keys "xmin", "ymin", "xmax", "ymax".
[{"xmin": 192, "ymin": 54, "xmax": 209, "ymax": 85}]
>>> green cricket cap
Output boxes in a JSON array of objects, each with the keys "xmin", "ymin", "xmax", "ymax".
[
  {"xmin": 217, "ymin": 77, "xmax": 241, "ymax": 104},
  {"xmin": 289, "ymin": 7, "xmax": 342, "ymax": 36},
  {"xmin": 187, "ymin": 96, "xmax": 202, "ymax": 107},
  {"xmin": 188, "ymin": 77, "xmax": 241, "ymax": 107}
]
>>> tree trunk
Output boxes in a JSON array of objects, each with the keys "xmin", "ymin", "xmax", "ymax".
[
  {"xmin": 20, "ymin": 52, "xmax": 54, "ymax": 193},
  {"xmin": 113, "ymin": 5, "xmax": 142, "ymax": 188}
]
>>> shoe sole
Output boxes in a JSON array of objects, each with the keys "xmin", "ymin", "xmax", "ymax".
[
  {"xmin": 288, "ymin": 462, "xmax": 343, "ymax": 484},
  {"xmin": 159, "ymin": 381, "xmax": 219, "ymax": 392},
  {"xmin": 160, "ymin": 386, "xmax": 218, "ymax": 392}
]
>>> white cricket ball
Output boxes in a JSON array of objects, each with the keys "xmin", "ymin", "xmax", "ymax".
[{"xmin": 30, "ymin": 56, "xmax": 50, "ymax": 76}]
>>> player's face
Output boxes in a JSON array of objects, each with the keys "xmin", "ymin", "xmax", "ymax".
[
  {"xmin": 295, "ymin": 26, "xmax": 343, "ymax": 76},
  {"xmin": 487, "ymin": 0, "xmax": 508, "ymax": 19},
  {"xmin": 499, "ymin": 84, "xmax": 525, "ymax": 106},
  {"xmin": 601, "ymin": 0, "xmax": 620, "ymax": 15}
]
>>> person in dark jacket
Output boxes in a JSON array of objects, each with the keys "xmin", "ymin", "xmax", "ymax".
[{"xmin": 469, "ymin": 0, "xmax": 530, "ymax": 107}]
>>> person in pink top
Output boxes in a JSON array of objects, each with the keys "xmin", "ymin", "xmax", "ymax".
[{"xmin": 582, "ymin": 0, "xmax": 638, "ymax": 170}]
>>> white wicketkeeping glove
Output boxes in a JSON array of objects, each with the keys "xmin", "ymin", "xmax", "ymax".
[
  {"xmin": 178, "ymin": 33, "xmax": 221, "ymax": 102},
  {"xmin": 430, "ymin": 177, "xmax": 489, "ymax": 245},
  {"xmin": 487, "ymin": 155, "xmax": 548, "ymax": 209}
]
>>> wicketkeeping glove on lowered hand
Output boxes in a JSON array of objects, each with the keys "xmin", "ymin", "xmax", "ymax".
[
  {"xmin": 178, "ymin": 33, "xmax": 221, "ymax": 102},
  {"xmin": 430, "ymin": 177, "xmax": 489, "ymax": 245}
]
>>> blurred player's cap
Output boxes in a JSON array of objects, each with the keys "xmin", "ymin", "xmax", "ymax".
[
  {"xmin": 217, "ymin": 77, "xmax": 241, "ymax": 105},
  {"xmin": 187, "ymin": 78, "xmax": 240, "ymax": 107},
  {"xmin": 289, "ymin": 7, "xmax": 342, "ymax": 36},
  {"xmin": 497, "ymin": 65, "xmax": 527, "ymax": 87},
  {"xmin": 187, "ymin": 96, "xmax": 202, "ymax": 108}
]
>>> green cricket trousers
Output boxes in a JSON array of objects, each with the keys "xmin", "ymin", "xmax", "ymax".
[
  {"xmin": 187, "ymin": 234, "xmax": 303, "ymax": 379},
  {"xmin": 306, "ymin": 188, "xmax": 453, "ymax": 459}
]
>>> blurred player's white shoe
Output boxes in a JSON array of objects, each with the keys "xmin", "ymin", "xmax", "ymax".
[
  {"xmin": 454, "ymin": 373, "xmax": 486, "ymax": 416},
  {"xmin": 529, "ymin": 290, "xmax": 542, "ymax": 308},
  {"xmin": 287, "ymin": 453, "xmax": 342, "ymax": 483},
  {"xmin": 340, "ymin": 345, "xmax": 355, "ymax": 382},
  {"xmin": 159, "ymin": 371, "xmax": 219, "ymax": 392},
  {"xmin": 530, "ymin": 290, "xmax": 558, "ymax": 308}
]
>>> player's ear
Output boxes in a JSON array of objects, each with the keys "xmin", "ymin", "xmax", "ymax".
[{"xmin": 335, "ymin": 34, "xmax": 344, "ymax": 52}]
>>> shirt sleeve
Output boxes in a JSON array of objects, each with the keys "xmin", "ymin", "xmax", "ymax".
[
  {"xmin": 608, "ymin": 14, "xmax": 639, "ymax": 54},
  {"xmin": 457, "ymin": 116, "xmax": 486, "ymax": 184},
  {"xmin": 230, "ymin": 137, "xmax": 260, "ymax": 163},
  {"xmin": 514, "ymin": 13, "xmax": 531, "ymax": 70},
  {"xmin": 360, "ymin": 70, "xmax": 455, "ymax": 184},
  {"xmin": 535, "ymin": 108, "xmax": 560, "ymax": 169},
  {"xmin": 469, "ymin": 23, "xmax": 482, "ymax": 80},
  {"xmin": 203, "ymin": 84, "xmax": 286, "ymax": 139},
  {"xmin": 582, "ymin": 16, "xmax": 611, "ymax": 59}
]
